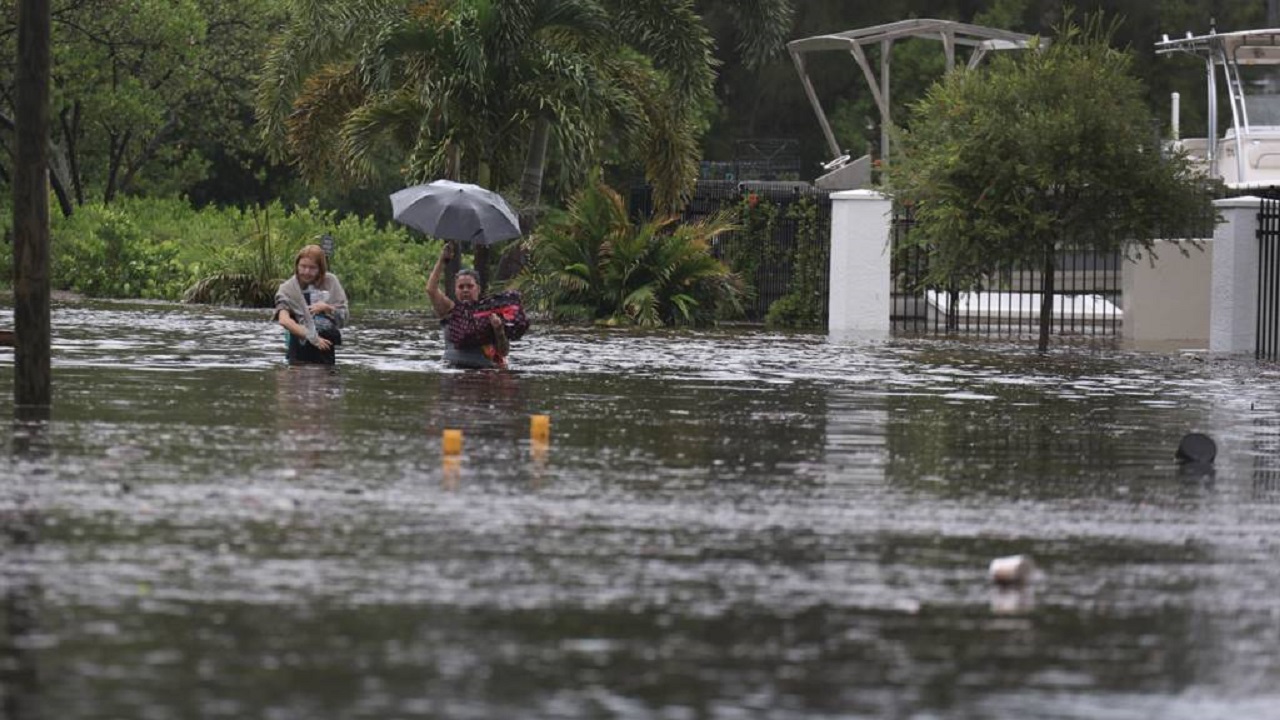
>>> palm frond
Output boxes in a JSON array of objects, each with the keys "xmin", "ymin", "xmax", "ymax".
[
  {"xmin": 282, "ymin": 63, "xmax": 368, "ymax": 183},
  {"xmin": 722, "ymin": 0, "xmax": 794, "ymax": 70},
  {"xmin": 181, "ymin": 273, "xmax": 278, "ymax": 308}
]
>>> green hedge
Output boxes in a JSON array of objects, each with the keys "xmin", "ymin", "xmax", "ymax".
[{"xmin": 0, "ymin": 196, "xmax": 441, "ymax": 306}]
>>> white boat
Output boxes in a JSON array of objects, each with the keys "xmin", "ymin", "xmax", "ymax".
[{"xmin": 1157, "ymin": 28, "xmax": 1280, "ymax": 190}]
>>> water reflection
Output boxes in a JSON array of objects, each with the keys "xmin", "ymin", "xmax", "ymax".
[
  {"xmin": 426, "ymin": 369, "xmax": 523, "ymax": 437},
  {"xmin": 272, "ymin": 365, "xmax": 345, "ymax": 478},
  {"xmin": 5, "ymin": 411, "xmax": 48, "ymax": 720},
  {"xmin": 2, "ymin": 510, "xmax": 42, "ymax": 720},
  {"xmin": 529, "ymin": 436, "xmax": 549, "ymax": 484},
  {"xmin": 441, "ymin": 454, "xmax": 462, "ymax": 490},
  {"xmin": 9, "ymin": 418, "xmax": 49, "ymax": 461},
  {"xmin": 1250, "ymin": 406, "xmax": 1280, "ymax": 501}
]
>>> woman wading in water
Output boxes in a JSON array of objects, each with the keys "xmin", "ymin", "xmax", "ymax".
[
  {"xmin": 275, "ymin": 244, "xmax": 349, "ymax": 365},
  {"xmin": 427, "ymin": 242, "xmax": 509, "ymax": 369}
]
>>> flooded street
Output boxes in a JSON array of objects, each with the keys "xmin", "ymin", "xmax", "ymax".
[{"xmin": 2, "ymin": 300, "xmax": 1280, "ymax": 719}]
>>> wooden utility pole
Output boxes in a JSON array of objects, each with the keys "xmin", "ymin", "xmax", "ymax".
[{"xmin": 13, "ymin": 0, "xmax": 52, "ymax": 415}]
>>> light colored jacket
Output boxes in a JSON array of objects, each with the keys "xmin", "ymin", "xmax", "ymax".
[{"xmin": 274, "ymin": 273, "xmax": 349, "ymax": 343}]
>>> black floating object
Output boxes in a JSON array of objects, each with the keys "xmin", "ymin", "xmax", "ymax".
[{"xmin": 1176, "ymin": 433, "xmax": 1216, "ymax": 464}]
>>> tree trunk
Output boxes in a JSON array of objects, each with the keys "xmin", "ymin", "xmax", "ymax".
[
  {"xmin": 48, "ymin": 137, "xmax": 75, "ymax": 217},
  {"xmin": 519, "ymin": 117, "xmax": 551, "ymax": 207},
  {"xmin": 1038, "ymin": 243, "xmax": 1055, "ymax": 352},
  {"xmin": 444, "ymin": 142, "xmax": 461, "ymax": 182},
  {"xmin": 103, "ymin": 129, "xmax": 131, "ymax": 203},
  {"xmin": 60, "ymin": 102, "xmax": 84, "ymax": 205},
  {"xmin": 116, "ymin": 112, "xmax": 177, "ymax": 198},
  {"xmin": 474, "ymin": 244, "xmax": 490, "ymax": 294},
  {"xmin": 13, "ymin": 0, "xmax": 52, "ymax": 414}
]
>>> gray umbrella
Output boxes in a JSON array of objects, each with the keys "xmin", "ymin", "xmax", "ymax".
[{"xmin": 390, "ymin": 179, "xmax": 521, "ymax": 245}]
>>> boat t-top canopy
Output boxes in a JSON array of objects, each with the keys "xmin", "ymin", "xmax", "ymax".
[
  {"xmin": 787, "ymin": 19, "xmax": 1037, "ymax": 164},
  {"xmin": 1156, "ymin": 29, "xmax": 1280, "ymax": 186},
  {"xmin": 1156, "ymin": 28, "xmax": 1280, "ymax": 63}
]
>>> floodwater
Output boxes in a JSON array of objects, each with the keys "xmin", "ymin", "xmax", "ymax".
[{"xmin": 2, "ymin": 300, "xmax": 1280, "ymax": 719}]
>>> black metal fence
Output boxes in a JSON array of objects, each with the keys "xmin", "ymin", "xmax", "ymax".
[
  {"xmin": 890, "ymin": 208, "xmax": 1123, "ymax": 338},
  {"xmin": 699, "ymin": 139, "xmax": 802, "ymax": 183},
  {"xmin": 1258, "ymin": 196, "xmax": 1280, "ymax": 361}
]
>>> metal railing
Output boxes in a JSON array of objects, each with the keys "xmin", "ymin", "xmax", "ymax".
[
  {"xmin": 1257, "ymin": 196, "xmax": 1280, "ymax": 361},
  {"xmin": 891, "ymin": 209, "xmax": 1123, "ymax": 338}
]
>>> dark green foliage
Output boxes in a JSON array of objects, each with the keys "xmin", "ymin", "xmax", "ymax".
[
  {"xmin": 182, "ymin": 206, "xmax": 287, "ymax": 307},
  {"xmin": 726, "ymin": 193, "xmax": 783, "ymax": 291},
  {"xmin": 510, "ymin": 180, "xmax": 745, "ymax": 326},
  {"xmin": 50, "ymin": 207, "xmax": 189, "ymax": 300},
  {"xmin": 764, "ymin": 198, "xmax": 828, "ymax": 328},
  {"xmin": 11, "ymin": 196, "xmax": 438, "ymax": 306}
]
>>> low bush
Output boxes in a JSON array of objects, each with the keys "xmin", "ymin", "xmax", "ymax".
[{"xmin": 0, "ymin": 196, "xmax": 440, "ymax": 307}]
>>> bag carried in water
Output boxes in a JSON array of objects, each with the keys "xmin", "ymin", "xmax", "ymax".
[{"xmin": 446, "ymin": 291, "xmax": 530, "ymax": 347}]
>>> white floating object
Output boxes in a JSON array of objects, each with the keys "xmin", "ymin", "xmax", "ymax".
[{"xmin": 988, "ymin": 554, "xmax": 1035, "ymax": 586}]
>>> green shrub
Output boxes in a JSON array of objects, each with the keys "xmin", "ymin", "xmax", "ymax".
[
  {"xmin": 764, "ymin": 198, "xmax": 829, "ymax": 329},
  {"xmin": 6, "ymin": 195, "xmax": 441, "ymax": 306},
  {"xmin": 510, "ymin": 179, "xmax": 745, "ymax": 326},
  {"xmin": 51, "ymin": 205, "xmax": 189, "ymax": 299}
]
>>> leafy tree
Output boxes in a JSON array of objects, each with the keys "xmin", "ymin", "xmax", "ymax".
[
  {"xmin": 884, "ymin": 14, "xmax": 1219, "ymax": 351},
  {"xmin": 0, "ymin": 0, "xmax": 283, "ymax": 216},
  {"xmin": 509, "ymin": 179, "xmax": 744, "ymax": 325}
]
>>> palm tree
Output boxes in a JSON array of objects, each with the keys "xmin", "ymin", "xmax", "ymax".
[
  {"xmin": 510, "ymin": 179, "xmax": 744, "ymax": 326},
  {"xmin": 696, "ymin": 0, "xmax": 794, "ymax": 70},
  {"xmin": 256, "ymin": 0, "xmax": 716, "ymax": 213}
]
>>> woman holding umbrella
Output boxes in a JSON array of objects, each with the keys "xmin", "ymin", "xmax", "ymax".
[{"xmin": 427, "ymin": 242, "xmax": 509, "ymax": 369}]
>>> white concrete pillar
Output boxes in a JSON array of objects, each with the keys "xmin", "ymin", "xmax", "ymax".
[
  {"xmin": 1209, "ymin": 195, "xmax": 1262, "ymax": 354},
  {"xmin": 828, "ymin": 189, "xmax": 892, "ymax": 338}
]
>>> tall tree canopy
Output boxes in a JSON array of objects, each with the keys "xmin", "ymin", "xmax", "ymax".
[
  {"xmin": 0, "ymin": 0, "xmax": 282, "ymax": 217},
  {"xmin": 884, "ymin": 14, "xmax": 1219, "ymax": 351},
  {"xmin": 256, "ymin": 0, "xmax": 717, "ymax": 213},
  {"xmin": 0, "ymin": 0, "xmax": 1266, "ymax": 217}
]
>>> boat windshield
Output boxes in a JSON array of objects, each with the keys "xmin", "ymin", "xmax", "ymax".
[{"xmin": 1240, "ymin": 65, "xmax": 1280, "ymax": 127}]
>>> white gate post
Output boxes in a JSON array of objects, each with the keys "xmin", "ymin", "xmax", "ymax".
[
  {"xmin": 1209, "ymin": 195, "xmax": 1262, "ymax": 354},
  {"xmin": 828, "ymin": 189, "xmax": 892, "ymax": 339}
]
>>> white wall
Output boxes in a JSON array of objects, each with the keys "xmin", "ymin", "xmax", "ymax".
[
  {"xmin": 828, "ymin": 190, "xmax": 892, "ymax": 339},
  {"xmin": 1121, "ymin": 240, "xmax": 1213, "ymax": 347}
]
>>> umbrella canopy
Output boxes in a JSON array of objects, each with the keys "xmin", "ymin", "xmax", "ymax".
[{"xmin": 390, "ymin": 180, "xmax": 521, "ymax": 245}]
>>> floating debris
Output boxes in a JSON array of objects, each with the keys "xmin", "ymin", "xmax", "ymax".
[
  {"xmin": 1175, "ymin": 433, "xmax": 1216, "ymax": 465},
  {"xmin": 989, "ymin": 554, "xmax": 1035, "ymax": 586}
]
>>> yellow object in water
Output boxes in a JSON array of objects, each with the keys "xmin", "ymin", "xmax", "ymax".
[
  {"xmin": 442, "ymin": 428, "xmax": 463, "ymax": 455},
  {"xmin": 530, "ymin": 414, "xmax": 551, "ymax": 442}
]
